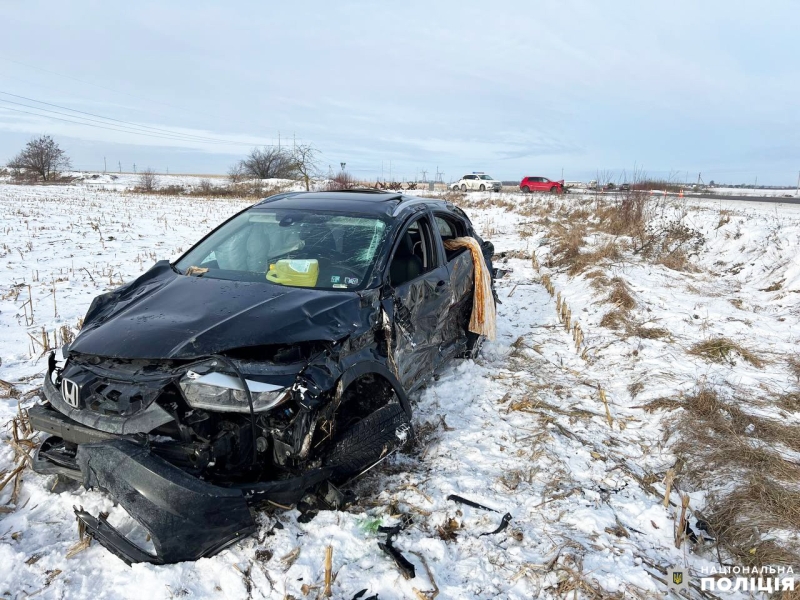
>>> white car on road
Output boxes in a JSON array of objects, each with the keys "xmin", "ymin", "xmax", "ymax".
[{"xmin": 452, "ymin": 173, "xmax": 502, "ymax": 192}]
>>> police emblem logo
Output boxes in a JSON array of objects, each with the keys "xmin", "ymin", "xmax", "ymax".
[{"xmin": 667, "ymin": 567, "xmax": 688, "ymax": 592}]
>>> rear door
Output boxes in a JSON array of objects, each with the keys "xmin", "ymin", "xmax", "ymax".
[
  {"xmin": 433, "ymin": 212, "xmax": 474, "ymax": 358},
  {"xmin": 383, "ymin": 214, "xmax": 453, "ymax": 391}
]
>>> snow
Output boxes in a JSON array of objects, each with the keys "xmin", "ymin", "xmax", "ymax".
[{"xmin": 0, "ymin": 179, "xmax": 798, "ymax": 598}]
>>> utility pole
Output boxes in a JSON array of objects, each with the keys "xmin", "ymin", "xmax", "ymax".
[
  {"xmin": 103, "ymin": 157, "xmax": 107, "ymax": 173},
  {"xmin": 133, "ymin": 163, "xmax": 136, "ymax": 174},
  {"xmin": 278, "ymin": 132, "xmax": 281, "ymax": 150},
  {"xmin": 421, "ymin": 169, "xmax": 428, "ymax": 183},
  {"xmin": 118, "ymin": 161, "xmax": 122, "ymax": 174},
  {"xmin": 796, "ymin": 170, "xmax": 799, "ymax": 196}
]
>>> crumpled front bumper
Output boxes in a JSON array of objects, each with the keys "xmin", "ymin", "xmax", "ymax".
[
  {"xmin": 32, "ymin": 357, "xmax": 334, "ymax": 565},
  {"xmin": 31, "ymin": 430, "xmax": 333, "ymax": 565},
  {"xmin": 73, "ymin": 438, "xmax": 257, "ymax": 565}
]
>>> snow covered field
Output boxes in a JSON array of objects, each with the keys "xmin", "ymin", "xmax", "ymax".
[{"xmin": 0, "ymin": 182, "xmax": 799, "ymax": 599}]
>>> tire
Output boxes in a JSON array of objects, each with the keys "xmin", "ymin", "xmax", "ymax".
[
  {"xmin": 479, "ymin": 184, "xmax": 485, "ymax": 191},
  {"xmin": 550, "ymin": 186, "xmax": 558, "ymax": 193},
  {"xmin": 522, "ymin": 186, "xmax": 530, "ymax": 193},
  {"xmin": 461, "ymin": 184, "xmax": 467, "ymax": 192},
  {"xmin": 323, "ymin": 403, "xmax": 412, "ymax": 480}
]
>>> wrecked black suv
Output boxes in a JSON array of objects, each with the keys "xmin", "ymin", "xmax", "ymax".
[{"xmin": 29, "ymin": 190, "xmax": 495, "ymax": 564}]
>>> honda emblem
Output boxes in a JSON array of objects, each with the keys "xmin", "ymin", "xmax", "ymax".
[{"xmin": 61, "ymin": 378, "xmax": 81, "ymax": 408}]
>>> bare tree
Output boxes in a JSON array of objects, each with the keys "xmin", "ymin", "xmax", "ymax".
[
  {"xmin": 293, "ymin": 144, "xmax": 319, "ymax": 191},
  {"xmin": 138, "ymin": 168, "xmax": 158, "ymax": 192},
  {"xmin": 227, "ymin": 162, "xmax": 245, "ymax": 184},
  {"xmin": 238, "ymin": 146, "xmax": 297, "ymax": 180},
  {"xmin": 7, "ymin": 135, "xmax": 71, "ymax": 181}
]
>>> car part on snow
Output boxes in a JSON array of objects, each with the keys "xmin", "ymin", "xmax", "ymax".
[
  {"xmin": 378, "ymin": 541, "xmax": 416, "ymax": 580},
  {"xmin": 446, "ymin": 494, "xmax": 499, "ymax": 513},
  {"xmin": 377, "ymin": 515, "xmax": 415, "ymax": 579},
  {"xmin": 480, "ymin": 512, "xmax": 513, "ymax": 536}
]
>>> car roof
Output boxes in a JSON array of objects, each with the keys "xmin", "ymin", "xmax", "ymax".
[{"xmin": 252, "ymin": 190, "xmax": 455, "ymax": 219}]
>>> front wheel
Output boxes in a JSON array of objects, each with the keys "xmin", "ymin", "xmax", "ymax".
[
  {"xmin": 550, "ymin": 186, "xmax": 559, "ymax": 193},
  {"xmin": 479, "ymin": 184, "xmax": 485, "ymax": 191},
  {"xmin": 522, "ymin": 186, "xmax": 530, "ymax": 193},
  {"xmin": 324, "ymin": 403, "xmax": 412, "ymax": 481},
  {"xmin": 461, "ymin": 184, "xmax": 467, "ymax": 192}
]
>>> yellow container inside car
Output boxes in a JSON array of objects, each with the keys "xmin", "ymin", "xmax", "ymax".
[{"xmin": 266, "ymin": 259, "xmax": 319, "ymax": 288}]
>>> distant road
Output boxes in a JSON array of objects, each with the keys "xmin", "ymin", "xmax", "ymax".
[
  {"xmin": 686, "ymin": 193, "xmax": 800, "ymax": 205},
  {"xmin": 579, "ymin": 190, "xmax": 800, "ymax": 205}
]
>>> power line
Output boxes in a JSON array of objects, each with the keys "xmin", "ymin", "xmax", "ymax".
[
  {"xmin": 0, "ymin": 56, "xmax": 214, "ymax": 119},
  {"xmin": 0, "ymin": 98, "xmax": 241, "ymax": 146},
  {"xmin": 0, "ymin": 91, "xmax": 263, "ymax": 146},
  {"xmin": 0, "ymin": 104, "xmax": 258, "ymax": 147}
]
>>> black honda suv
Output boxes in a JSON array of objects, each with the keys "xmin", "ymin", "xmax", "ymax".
[{"xmin": 29, "ymin": 190, "xmax": 495, "ymax": 564}]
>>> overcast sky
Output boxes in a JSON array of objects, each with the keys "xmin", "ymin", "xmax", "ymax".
[{"xmin": 1, "ymin": 0, "xmax": 798, "ymax": 184}]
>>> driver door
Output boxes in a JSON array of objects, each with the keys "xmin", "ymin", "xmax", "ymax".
[{"xmin": 382, "ymin": 214, "xmax": 452, "ymax": 391}]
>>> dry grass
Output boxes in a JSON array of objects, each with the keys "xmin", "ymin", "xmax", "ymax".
[
  {"xmin": 675, "ymin": 385, "xmax": 800, "ymax": 567},
  {"xmin": 599, "ymin": 310, "xmax": 628, "ymax": 330},
  {"xmin": 549, "ymin": 223, "xmax": 586, "ymax": 270},
  {"xmin": 656, "ymin": 248, "xmax": 693, "ymax": 272},
  {"xmin": 777, "ymin": 392, "xmax": 800, "ymax": 412},
  {"xmin": 704, "ymin": 475, "xmax": 800, "ymax": 567},
  {"xmin": 606, "ymin": 278, "xmax": 636, "ymax": 310},
  {"xmin": 595, "ymin": 193, "xmax": 648, "ymax": 239},
  {"xmin": 634, "ymin": 397, "xmax": 683, "ymax": 412},
  {"xmin": 688, "ymin": 337, "xmax": 764, "ymax": 368},
  {"xmin": 630, "ymin": 323, "xmax": 670, "ymax": 339},
  {"xmin": 787, "ymin": 355, "xmax": 800, "ymax": 382}
]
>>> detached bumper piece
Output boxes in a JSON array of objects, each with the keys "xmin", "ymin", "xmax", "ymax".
[{"xmin": 74, "ymin": 439, "xmax": 256, "ymax": 565}]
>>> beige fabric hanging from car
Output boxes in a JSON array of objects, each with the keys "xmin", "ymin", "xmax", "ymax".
[{"xmin": 443, "ymin": 237, "xmax": 496, "ymax": 341}]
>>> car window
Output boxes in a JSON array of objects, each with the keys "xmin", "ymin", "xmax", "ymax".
[
  {"xmin": 434, "ymin": 213, "xmax": 468, "ymax": 262},
  {"xmin": 174, "ymin": 209, "xmax": 388, "ymax": 290},
  {"xmin": 435, "ymin": 216, "xmax": 455, "ymax": 238},
  {"xmin": 389, "ymin": 216, "xmax": 437, "ymax": 287},
  {"xmin": 479, "ymin": 175, "xmax": 493, "ymax": 180}
]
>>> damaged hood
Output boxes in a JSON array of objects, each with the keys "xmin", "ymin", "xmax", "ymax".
[{"xmin": 71, "ymin": 261, "xmax": 367, "ymax": 360}]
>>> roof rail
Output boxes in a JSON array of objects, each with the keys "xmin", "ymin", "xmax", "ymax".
[
  {"xmin": 326, "ymin": 188, "xmax": 395, "ymax": 194},
  {"xmin": 253, "ymin": 191, "xmax": 302, "ymax": 206}
]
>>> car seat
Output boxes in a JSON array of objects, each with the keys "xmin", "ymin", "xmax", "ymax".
[{"xmin": 390, "ymin": 232, "xmax": 423, "ymax": 286}]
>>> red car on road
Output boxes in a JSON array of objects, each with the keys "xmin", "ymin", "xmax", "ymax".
[{"xmin": 520, "ymin": 176, "xmax": 564, "ymax": 193}]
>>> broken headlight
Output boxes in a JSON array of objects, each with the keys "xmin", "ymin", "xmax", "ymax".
[{"xmin": 179, "ymin": 371, "xmax": 289, "ymax": 413}]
